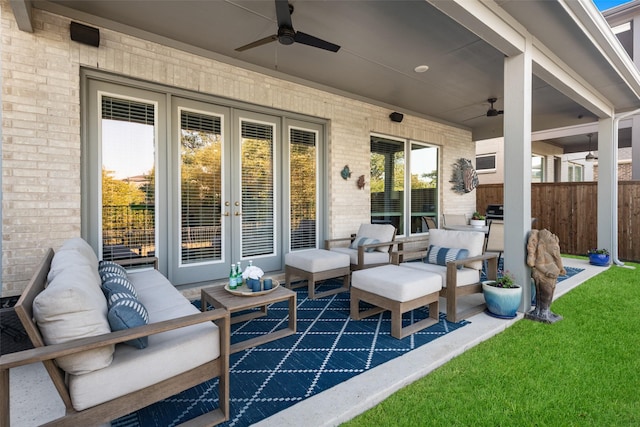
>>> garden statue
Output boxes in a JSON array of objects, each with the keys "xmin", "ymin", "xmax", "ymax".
[{"xmin": 526, "ymin": 229, "xmax": 566, "ymax": 323}]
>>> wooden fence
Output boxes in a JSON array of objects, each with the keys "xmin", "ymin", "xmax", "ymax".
[{"xmin": 476, "ymin": 182, "xmax": 640, "ymax": 262}]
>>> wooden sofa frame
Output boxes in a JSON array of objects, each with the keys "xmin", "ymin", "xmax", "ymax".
[{"xmin": 0, "ymin": 249, "xmax": 230, "ymax": 427}]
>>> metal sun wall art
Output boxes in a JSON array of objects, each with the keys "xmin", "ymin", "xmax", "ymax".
[{"xmin": 450, "ymin": 158, "xmax": 479, "ymax": 194}]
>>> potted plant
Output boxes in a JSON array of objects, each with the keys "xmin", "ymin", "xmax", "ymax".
[
  {"xmin": 587, "ymin": 248, "xmax": 610, "ymax": 266},
  {"xmin": 482, "ymin": 271, "xmax": 522, "ymax": 319},
  {"xmin": 470, "ymin": 211, "xmax": 486, "ymax": 227}
]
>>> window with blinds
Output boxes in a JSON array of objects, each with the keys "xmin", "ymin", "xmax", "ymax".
[
  {"xmin": 101, "ymin": 96, "xmax": 156, "ymax": 261},
  {"xmin": 290, "ymin": 128, "xmax": 317, "ymax": 250},
  {"xmin": 241, "ymin": 121, "xmax": 275, "ymax": 258},
  {"xmin": 180, "ymin": 110, "xmax": 223, "ymax": 264}
]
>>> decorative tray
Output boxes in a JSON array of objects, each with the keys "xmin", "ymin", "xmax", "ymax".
[{"xmin": 224, "ymin": 279, "xmax": 280, "ymax": 297}]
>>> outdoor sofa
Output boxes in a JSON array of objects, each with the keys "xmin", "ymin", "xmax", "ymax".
[{"xmin": 0, "ymin": 237, "xmax": 229, "ymax": 427}]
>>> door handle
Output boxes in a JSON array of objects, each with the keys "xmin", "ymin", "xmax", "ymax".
[{"xmin": 235, "ymin": 211, "xmax": 242, "ymax": 216}]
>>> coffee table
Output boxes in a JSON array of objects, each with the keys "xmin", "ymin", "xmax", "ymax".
[{"xmin": 201, "ymin": 284, "xmax": 297, "ymax": 354}]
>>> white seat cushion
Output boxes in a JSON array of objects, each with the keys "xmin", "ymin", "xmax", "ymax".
[
  {"xmin": 352, "ymin": 265, "xmax": 441, "ymax": 302},
  {"xmin": 285, "ymin": 249, "xmax": 350, "ymax": 272},
  {"xmin": 427, "ymin": 229, "xmax": 485, "ymax": 270},
  {"xmin": 330, "ymin": 247, "xmax": 390, "ymax": 266},
  {"xmin": 68, "ymin": 269, "xmax": 220, "ymax": 411},
  {"xmin": 400, "ymin": 261, "xmax": 480, "ymax": 288}
]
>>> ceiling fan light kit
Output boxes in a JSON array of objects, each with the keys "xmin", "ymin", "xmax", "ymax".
[{"xmin": 235, "ymin": 0, "xmax": 341, "ymax": 53}]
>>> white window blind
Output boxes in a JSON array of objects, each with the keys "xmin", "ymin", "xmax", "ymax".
[
  {"xmin": 290, "ymin": 128, "xmax": 317, "ymax": 250},
  {"xmin": 241, "ymin": 121, "xmax": 275, "ymax": 258},
  {"xmin": 180, "ymin": 110, "xmax": 223, "ymax": 264}
]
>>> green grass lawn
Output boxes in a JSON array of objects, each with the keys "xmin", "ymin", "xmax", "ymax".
[{"xmin": 344, "ymin": 261, "xmax": 640, "ymax": 426}]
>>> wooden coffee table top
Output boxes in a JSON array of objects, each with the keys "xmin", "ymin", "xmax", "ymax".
[{"xmin": 201, "ymin": 284, "xmax": 295, "ymax": 312}]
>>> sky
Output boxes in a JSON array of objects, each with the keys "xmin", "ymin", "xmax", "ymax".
[{"xmin": 593, "ymin": 0, "xmax": 634, "ymax": 10}]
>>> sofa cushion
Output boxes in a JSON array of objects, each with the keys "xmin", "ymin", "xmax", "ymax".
[
  {"xmin": 33, "ymin": 266, "xmax": 114, "ymax": 375},
  {"xmin": 400, "ymin": 261, "xmax": 480, "ymax": 288},
  {"xmin": 59, "ymin": 237, "xmax": 99, "ymax": 270},
  {"xmin": 107, "ymin": 294, "xmax": 149, "ymax": 349},
  {"xmin": 352, "ymin": 265, "xmax": 441, "ymax": 302},
  {"xmin": 425, "ymin": 245, "xmax": 469, "ymax": 269},
  {"xmin": 350, "ymin": 236, "xmax": 380, "ymax": 252},
  {"xmin": 101, "ymin": 275, "xmax": 138, "ymax": 299},
  {"xmin": 68, "ymin": 269, "xmax": 220, "ymax": 411},
  {"xmin": 427, "ymin": 229, "xmax": 485, "ymax": 270},
  {"xmin": 354, "ymin": 223, "xmax": 396, "ymax": 253},
  {"xmin": 47, "ymin": 248, "xmax": 101, "ymax": 287}
]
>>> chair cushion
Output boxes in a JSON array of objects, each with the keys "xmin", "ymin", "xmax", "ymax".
[
  {"xmin": 427, "ymin": 229, "xmax": 485, "ymax": 270},
  {"xmin": 400, "ymin": 261, "xmax": 480, "ymax": 288},
  {"xmin": 107, "ymin": 292, "xmax": 150, "ymax": 349},
  {"xmin": 285, "ymin": 249, "xmax": 350, "ymax": 273},
  {"xmin": 352, "ymin": 265, "xmax": 441, "ymax": 302},
  {"xmin": 330, "ymin": 247, "xmax": 390, "ymax": 266},
  {"xmin": 424, "ymin": 245, "xmax": 469, "ymax": 269},
  {"xmin": 349, "ymin": 236, "xmax": 380, "ymax": 252},
  {"xmin": 354, "ymin": 223, "xmax": 395, "ymax": 253},
  {"xmin": 33, "ymin": 265, "xmax": 114, "ymax": 375}
]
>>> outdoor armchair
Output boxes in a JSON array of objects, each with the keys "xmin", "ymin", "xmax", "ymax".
[
  {"xmin": 326, "ymin": 223, "xmax": 397, "ymax": 270},
  {"xmin": 392, "ymin": 229, "xmax": 498, "ymax": 323}
]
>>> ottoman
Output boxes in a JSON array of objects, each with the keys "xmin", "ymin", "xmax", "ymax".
[
  {"xmin": 351, "ymin": 264, "xmax": 442, "ymax": 339},
  {"xmin": 285, "ymin": 249, "xmax": 351, "ymax": 299}
]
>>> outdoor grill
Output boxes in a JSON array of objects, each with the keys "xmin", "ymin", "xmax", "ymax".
[{"xmin": 486, "ymin": 204, "xmax": 504, "ymax": 220}]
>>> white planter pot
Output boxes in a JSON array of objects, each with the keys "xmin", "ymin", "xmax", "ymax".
[{"xmin": 470, "ymin": 219, "xmax": 485, "ymax": 227}]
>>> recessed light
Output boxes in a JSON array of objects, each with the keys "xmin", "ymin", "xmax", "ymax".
[{"xmin": 414, "ymin": 65, "xmax": 429, "ymax": 73}]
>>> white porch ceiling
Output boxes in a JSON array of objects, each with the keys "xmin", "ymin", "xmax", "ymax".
[{"xmin": 25, "ymin": 0, "xmax": 640, "ymax": 152}]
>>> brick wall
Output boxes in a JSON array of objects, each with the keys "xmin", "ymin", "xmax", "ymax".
[
  {"xmin": 593, "ymin": 162, "xmax": 632, "ymax": 180},
  {"xmin": 0, "ymin": 2, "xmax": 475, "ymax": 295}
]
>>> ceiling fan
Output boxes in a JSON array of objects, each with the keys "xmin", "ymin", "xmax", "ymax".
[
  {"xmin": 486, "ymin": 98, "xmax": 504, "ymax": 117},
  {"xmin": 462, "ymin": 97, "xmax": 504, "ymax": 122},
  {"xmin": 235, "ymin": 0, "xmax": 341, "ymax": 53}
]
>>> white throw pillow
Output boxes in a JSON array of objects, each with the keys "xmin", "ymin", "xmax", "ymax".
[{"xmin": 34, "ymin": 265, "xmax": 114, "ymax": 375}]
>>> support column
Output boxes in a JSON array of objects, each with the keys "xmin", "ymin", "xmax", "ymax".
[
  {"xmin": 632, "ymin": 115, "xmax": 640, "ymax": 179},
  {"xmin": 503, "ymin": 45, "xmax": 532, "ymax": 313},
  {"xmin": 597, "ymin": 118, "xmax": 616, "ymax": 259}
]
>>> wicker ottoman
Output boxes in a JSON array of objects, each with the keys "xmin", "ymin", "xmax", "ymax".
[
  {"xmin": 351, "ymin": 264, "xmax": 442, "ymax": 339},
  {"xmin": 285, "ymin": 249, "xmax": 351, "ymax": 299}
]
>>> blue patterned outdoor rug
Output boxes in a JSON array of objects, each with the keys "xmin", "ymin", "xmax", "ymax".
[{"xmin": 112, "ymin": 281, "xmax": 469, "ymax": 427}]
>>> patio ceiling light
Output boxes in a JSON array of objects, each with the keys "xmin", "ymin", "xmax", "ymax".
[{"xmin": 585, "ymin": 133, "xmax": 597, "ymax": 162}]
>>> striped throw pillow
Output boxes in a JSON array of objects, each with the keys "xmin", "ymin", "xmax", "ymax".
[{"xmin": 424, "ymin": 245, "xmax": 469, "ymax": 269}]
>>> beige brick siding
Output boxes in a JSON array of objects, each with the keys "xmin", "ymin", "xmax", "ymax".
[{"xmin": 1, "ymin": 2, "xmax": 475, "ymax": 295}]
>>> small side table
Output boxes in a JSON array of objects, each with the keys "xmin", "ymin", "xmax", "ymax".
[{"xmin": 201, "ymin": 284, "xmax": 297, "ymax": 354}]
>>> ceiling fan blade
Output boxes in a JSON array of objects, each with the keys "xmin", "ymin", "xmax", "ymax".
[
  {"xmin": 235, "ymin": 34, "xmax": 278, "ymax": 52},
  {"xmin": 462, "ymin": 114, "xmax": 485, "ymax": 122},
  {"xmin": 275, "ymin": 0, "xmax": 293, "ymax": 28},
  {"xmin": 294, "ymin": 31, "xmax": 341, "ymax": 52}
]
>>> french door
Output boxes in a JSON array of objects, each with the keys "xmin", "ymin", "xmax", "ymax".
[
  {"xmin": 86, "ymin": 75, "xmax": 322, "ymax": 285},
  {"xmin": 172, "ymin": 99, "xmax": 280, "ymax": 283}
]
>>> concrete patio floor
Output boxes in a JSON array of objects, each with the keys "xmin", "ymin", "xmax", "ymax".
[{"xmin": 9, "ymin": 257, "xmax": 605, "ymax": 426}]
